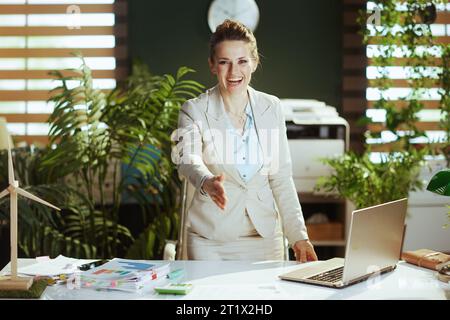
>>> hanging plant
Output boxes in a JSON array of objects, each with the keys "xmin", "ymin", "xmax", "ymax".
[{"xmin": 317, "ymin": 1, "xmax": 448, "ymax": 212}]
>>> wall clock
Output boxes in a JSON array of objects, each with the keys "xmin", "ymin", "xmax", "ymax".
[{"xmin": 207, "ymin": 0, "xmax": 260, "ymax": 33}]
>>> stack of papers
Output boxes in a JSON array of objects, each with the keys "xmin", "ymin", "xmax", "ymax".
[{"xmin": 80, "ymin": 258, "xmax": 170, "ymax": 292}]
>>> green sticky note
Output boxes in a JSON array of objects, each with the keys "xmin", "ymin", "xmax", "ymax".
[{"xmin": 154, "ymin": 283, "xmax": 193, "ymax": 295}]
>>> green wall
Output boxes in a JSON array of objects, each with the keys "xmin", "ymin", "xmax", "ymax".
[{"xmin": 128, "ymin": 0, "xmax": 342, "ymax": 110}]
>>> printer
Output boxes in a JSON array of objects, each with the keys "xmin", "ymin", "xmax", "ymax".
[{"xmin": 281, "ymin": 99, "xmax": 349, "ymax": 193}]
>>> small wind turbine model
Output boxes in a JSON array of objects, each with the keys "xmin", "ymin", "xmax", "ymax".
[{"xmin": 0, "ymin": 141, "xmax": 60, "ymax": 290}]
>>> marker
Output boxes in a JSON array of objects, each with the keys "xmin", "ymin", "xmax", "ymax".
[
  {"xmin": 166, "ymin": 268, "xmax": 184, "ymax": 280},
  {"xmin": 155, "ymin": 283, "xmax": 193, "ymax": 295}
]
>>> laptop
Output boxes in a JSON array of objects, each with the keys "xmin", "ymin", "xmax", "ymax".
[{"xmin": 279, "ymin": 198, "xmax": 408, "ymax": 288}]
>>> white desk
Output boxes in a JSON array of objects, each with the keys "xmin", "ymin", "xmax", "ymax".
[{"xmin": 1, "ymin": 259, "xmax": 449, "ymax": 300}]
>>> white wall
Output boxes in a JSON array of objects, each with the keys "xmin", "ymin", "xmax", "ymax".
[
  {"xmin": 403, "ymin": 159, "xmax": 450, "ymax": 253},
  {"xmin": 404, "ymin": 190, "xmax": 449, "ymax": 252}
]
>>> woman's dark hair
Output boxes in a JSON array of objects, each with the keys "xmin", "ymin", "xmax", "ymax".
[{"xmin": 209, "ymin": 19, "xmax": 259, "ymax": 65}]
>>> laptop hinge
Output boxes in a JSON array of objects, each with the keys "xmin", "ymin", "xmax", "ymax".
[{"xmin": 345, "ymin": 265, "xmax": 396, "ymax": 286}]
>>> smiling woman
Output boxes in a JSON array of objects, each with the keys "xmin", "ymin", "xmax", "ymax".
[{"xmin": 173, "ymin": 19, "xmax": 318, "ymax": 262}]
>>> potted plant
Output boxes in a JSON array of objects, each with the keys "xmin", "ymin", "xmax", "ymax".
[
  {"xmin": 0, "ymin": 56, "xmax": 204, "ymax": 260},
  {"xmin": 316, "ymin": 149, "xmax": 426, "ymax": 209}
]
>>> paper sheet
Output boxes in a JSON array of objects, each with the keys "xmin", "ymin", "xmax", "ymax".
[{"xmin": 17, "ymin": 255, "xmax": 98, "ymax": 276}]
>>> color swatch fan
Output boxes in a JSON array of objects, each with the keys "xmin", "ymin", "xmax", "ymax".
[{"xmin": 80, "ymin": 258, "xmax": 170, "ymax": 292}]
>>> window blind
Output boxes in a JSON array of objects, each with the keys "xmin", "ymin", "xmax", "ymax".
[
  {"xmin": 342, "ymin": 0, "xmax": 368, "ymax": 153},
  {"xmin": 0, "ymin": 0, "xmax": 127, "ymax": 146}
]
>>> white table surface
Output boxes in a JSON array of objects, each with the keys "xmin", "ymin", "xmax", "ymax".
[{"xmin": 1, "ymin": 259, "xmax": 449, "ymax": 300}]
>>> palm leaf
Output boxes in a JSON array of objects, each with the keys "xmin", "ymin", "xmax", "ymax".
[{"xmin": 427, "ymin": 169, "xmax": 450, "ymax": 196}]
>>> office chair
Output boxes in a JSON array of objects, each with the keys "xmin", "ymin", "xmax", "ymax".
[{"xmin": 162, "ymin": 175, "xmax": 192, "ymax": 260}]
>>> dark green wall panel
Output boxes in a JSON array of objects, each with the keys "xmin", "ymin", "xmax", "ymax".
[{"xmin": 129, "ymin": 0, "xmax": 342, "ymax": 110}]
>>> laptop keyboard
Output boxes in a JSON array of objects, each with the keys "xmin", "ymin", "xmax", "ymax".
[{"xmin": 307, "ymin": 266, "xmax": 344, "ymax": 283}]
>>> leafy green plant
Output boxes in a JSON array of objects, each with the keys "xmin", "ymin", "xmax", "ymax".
[
  {"xmin": 317, "ymin": 1, "xmax": 448, "ymax": 210},
  {"xmin": 439, "ymin": 45, "xmax": 450, "ymax": 164},
  {"xmin": 0, "ymin": 56, "xmax": 204, "ymax": 260},
  {"xmin": 427, "ymin": 168, "xmax": 450, "ymax": 196},
  {"xmin": 358, "ymin": 0, "xmax": 448, "ymax": 154},
  {"xmin": 38, "ymin": 56, "xmax": 203, "ymax": 259},
  {"xmin": 316, "ymin": 150, "xmax": 425, "ymax": 209}
]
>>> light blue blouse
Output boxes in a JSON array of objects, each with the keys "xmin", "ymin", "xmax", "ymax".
[{"xmin": 225, "ymin": 102, "xmax": 263, "ymax": 183}]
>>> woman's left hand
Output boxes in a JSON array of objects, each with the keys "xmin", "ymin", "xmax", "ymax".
[{"xmin": 292, "ymin": 239, "xmax": 318, "ymax": 263}]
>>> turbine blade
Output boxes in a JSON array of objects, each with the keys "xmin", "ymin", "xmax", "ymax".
[
  {"xmin": 7, "ymin": 139, "xmax": 14, "ymax": 185},
  {"xmin": 0, "ymin": 188, "xmax": 9, "ymax": 199},
  {"xmin": 16, "ymin": 188, "xmax": 61, "ymax": 211}
]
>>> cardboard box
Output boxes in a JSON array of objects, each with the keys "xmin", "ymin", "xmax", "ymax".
[{"xmin": 306, "ymin": 222, "xmax": 343, "ymax": 241}]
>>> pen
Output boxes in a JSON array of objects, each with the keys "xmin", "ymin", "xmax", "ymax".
[{"xmin": 167, "ymin": 268, "xmax": 184, "ymax": 280}]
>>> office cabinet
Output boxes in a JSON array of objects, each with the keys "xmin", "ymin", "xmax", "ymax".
[{"xmin": 292, "ymin": 192, "xmax": 349, "ymax": 260}]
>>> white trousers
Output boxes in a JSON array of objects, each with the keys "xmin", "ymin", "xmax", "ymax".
[{"xmin": 187, "ymin": 210, "xmax": 285, "ymax": 261}]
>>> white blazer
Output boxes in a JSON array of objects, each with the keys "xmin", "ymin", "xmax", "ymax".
[{"xmin": 174, "ymin": 85, "xmax": 309, "ymax": 245}]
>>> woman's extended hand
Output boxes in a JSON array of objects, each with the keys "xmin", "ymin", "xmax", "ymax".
[
  {"xmin": 202, "ymin": 173, "xmax": 228, "ymax": 210},
  {"xmin": 292, "ymin": 239, "xmax": 318, "ymax": 263}
]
